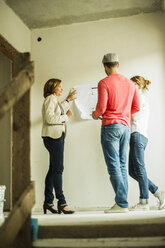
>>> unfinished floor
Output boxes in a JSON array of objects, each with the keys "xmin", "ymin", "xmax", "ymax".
[{"xmin": 32, "ymin": 209, "xmax": 165, "ymax": 248}]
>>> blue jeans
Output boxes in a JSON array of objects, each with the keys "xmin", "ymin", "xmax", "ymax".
[
  {"xmin": 101, "ymin": 124, "xmax": 130, "ymax": 208},
  {"xmin": 43, "ymin": 133, "xmax": 66, "ymax": 205},
  {"xmin": 129, "ymin": 132, "xmax": 158, "ymax": 200}
]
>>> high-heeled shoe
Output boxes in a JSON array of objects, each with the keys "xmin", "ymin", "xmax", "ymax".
[
  {"xmin": 57, "ymin": 203, "xmax": 75, "ymax": 214},
  {"xmin": 43, "ymin": 202, "xmax": 58, "ymax": 214}
]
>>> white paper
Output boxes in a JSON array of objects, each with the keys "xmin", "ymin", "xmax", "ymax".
[{"xmin": 74, "ymin": 84, "xmax": 98, "ymax": 119}]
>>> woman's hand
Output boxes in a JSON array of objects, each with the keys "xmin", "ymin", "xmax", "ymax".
[
  {"xmin": 66, "ymin": 109, "xmax": 72, "ymax": 118},
  {"xmin": 67, "ymin": 90, "xmax": 77, "ymax": 102}
]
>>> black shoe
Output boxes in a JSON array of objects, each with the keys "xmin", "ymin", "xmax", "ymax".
[
  {"xmin": 58, "ymin": 203, "xmax": 75, "ymax": 214},
  {"xmin": 43, "ymin": 202, "xmax": 58, "ymax": 214}
]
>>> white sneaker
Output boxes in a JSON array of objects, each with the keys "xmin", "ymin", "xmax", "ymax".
[
  {"xmin": 129, "ymin": 203, "xmax": 149, "ymax": 211},
  {"xmin": 104, "ymin": 203, "xmax": 128, "ymax": 213},
  {"xmin": 158, "ymin": 191, "xmax": 165, "ymax": 210}
]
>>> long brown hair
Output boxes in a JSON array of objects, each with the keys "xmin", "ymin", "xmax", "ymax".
[
  {"xmin": 131, "ymin": 76, "xmax": 151, "ymax": 91},
  {"xmin": 43, "ymin": 78, "xmax": 61, "ymax": 98}
]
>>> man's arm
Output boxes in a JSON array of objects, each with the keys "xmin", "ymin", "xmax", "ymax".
[
  {"xmin": 131, "ymin": 87, "xmax": 140, "ymax": 114},
  {"xmin": 93, "ymin": 80, "xmax": 108, "ymax": 119}
]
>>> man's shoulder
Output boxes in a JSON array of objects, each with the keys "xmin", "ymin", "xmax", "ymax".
[
  {"xmin": 99, "ymin": 76, "xmax": 108, "ymax": 82},
  {"xmin": 98, "ymin": 76, "xmax": 108, "ymax": 87},
  {"xmin": 117, "ymin": 74, "xmax": 131, "ymax": 82},
  {"xmin": 119, "ymin": 74, "xmax": 136, "ymax": 88},
  {"xmin": 99, "ymin": 74, "xmax": 134, "ymax": 87}
]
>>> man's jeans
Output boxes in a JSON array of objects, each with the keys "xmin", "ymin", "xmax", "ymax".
[
  {"xmin": 129, "ymin": 132, "xmax": 158, "ymax": 200},
  {"xmin": 43, "ymin": 133, "xmax": 66, "ymax": 205},
  {"xmin": 101, "ymin": 124, "xmax": 130, "ymax": 208}
]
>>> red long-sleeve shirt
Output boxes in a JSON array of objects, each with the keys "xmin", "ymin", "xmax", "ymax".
[{"xmin": 94, "ymin": 74, "xmax": 140, "ymax": 127}]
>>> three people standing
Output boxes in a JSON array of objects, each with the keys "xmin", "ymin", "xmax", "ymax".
[{"xmin": 41, "ymin": 54, "xmax": 164, "ymax": 214}]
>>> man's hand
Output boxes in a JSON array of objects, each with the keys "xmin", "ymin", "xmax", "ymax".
[{"xmin": 92, "ymin": 111, "xmax": 98, "ymax": 120}]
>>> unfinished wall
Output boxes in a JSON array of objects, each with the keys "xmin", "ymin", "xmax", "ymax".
[
  {"xmin": 0, "ymin": 1, "xmax": 31, "ymax": 53},
  {"xmin": 31, "ymin": 12, "xmax": 165, "ymax": 211}
]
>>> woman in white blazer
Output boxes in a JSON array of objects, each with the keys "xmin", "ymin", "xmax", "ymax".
[{"xmin": 42, "ymin": 78, "xmax": 76, "ymax": 214}]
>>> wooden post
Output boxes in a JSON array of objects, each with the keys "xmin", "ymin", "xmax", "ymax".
[
  {"xmin": 0, "ymin": 182, "xmax": 35, "ymax": 248},
  {"xmin": 0, "ymin": 35, "xmax": 35, "ymax": 247},
  {"xmin": 11, "ymin": 53, "xmax": 33, "ymax": 248}
]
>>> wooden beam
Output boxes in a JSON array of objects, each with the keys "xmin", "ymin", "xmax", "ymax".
[
  {"xmin": 12, "ymin": 89, "xmax": 31, "ymax": 204},
  {"xmin": 0, "ymin": 34, "xmax": 18, "ymax": 61},
  {"xmin": 0, "ymin": 181, "xmax": 35, "ymax": 248},
  {"xmin": 0, "ymin": 61, "xmax": 34, "ymax": 119}
]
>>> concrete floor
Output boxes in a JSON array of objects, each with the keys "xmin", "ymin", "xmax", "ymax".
[{"xmin": 32, "ymin": 209, "xmax": 165, "ymax": 226}]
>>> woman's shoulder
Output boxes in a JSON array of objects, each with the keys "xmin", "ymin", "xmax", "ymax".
[
  {"xmin": 45, "ymin": 94, "xmax": 57, "ymax": 102},
  {"xmin": 43, "ymin": 95, "xmax": 57, "ymax": 107},
  {"xmin": 141, "ymin": 90, "xmax": 149, "ymax": 99},
  {"xmin": 140, "ymin": 90, "xmax": 149, "ymax": 107}
]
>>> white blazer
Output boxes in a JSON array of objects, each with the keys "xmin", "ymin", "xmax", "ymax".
[{"xmin": 41, "ymin": 94, "xmax": 71, "ymax": 139}]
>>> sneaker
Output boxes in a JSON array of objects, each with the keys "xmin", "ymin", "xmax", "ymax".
[
  {"xmin": 104, "ymin": 203, "xmax": 128, "ymax": 213},
  {"xmin": 129, "ymin": 203, "xmax": 149, "ymax": 211},
  {"xmin": 158, "ymin": 191, "xmax": 165, "ymax": 210}
]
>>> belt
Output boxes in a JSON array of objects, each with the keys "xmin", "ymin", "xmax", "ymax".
[{"xmin": 46, "ymin": 123, "xmax": 65, "ymax": 126}]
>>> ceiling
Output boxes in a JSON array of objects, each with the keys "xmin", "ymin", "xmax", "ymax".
[{"xmin": 4, "ymin": 0, "xmax": 164, "ymax": 29}]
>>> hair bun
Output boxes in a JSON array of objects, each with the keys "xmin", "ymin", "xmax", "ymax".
[{"xmin": 146, "ymin": 80, "xmax": 151, "ymax": 85}]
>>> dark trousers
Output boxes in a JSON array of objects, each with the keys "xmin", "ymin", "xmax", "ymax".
[{"xmin": 43, "ymin": 133, "xmax": 66, "ymax": 205}]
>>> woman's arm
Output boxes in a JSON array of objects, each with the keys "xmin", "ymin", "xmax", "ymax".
[
  {"xmin": 61, "ymin": 100, "xmax": 71, "ymax": 113},
  {"xmin": 61, "ymin": 89, "xmax": 77, "ymax": 113},
  {"xmin": 44, "ymin": 96, "xmax": 68, "ymax": 124}
]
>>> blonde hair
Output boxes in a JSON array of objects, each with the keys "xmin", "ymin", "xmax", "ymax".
[
  {"xmin": 43, "ymin": 78, "xmax": 61, "ymax": 98},
  {"xmin": 131, "ymin": 76, "xmax": 151, "ymax": 91}
]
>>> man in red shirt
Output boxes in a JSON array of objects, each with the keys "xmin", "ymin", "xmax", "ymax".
[{"xmin": 92, "ymin": 53, "xmax": 140, "ymax": 213}]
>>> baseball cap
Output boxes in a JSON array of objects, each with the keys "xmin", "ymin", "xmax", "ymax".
[{"xmin": 102, "ymin": 53, "xmax": 119, "ymax": 63}]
